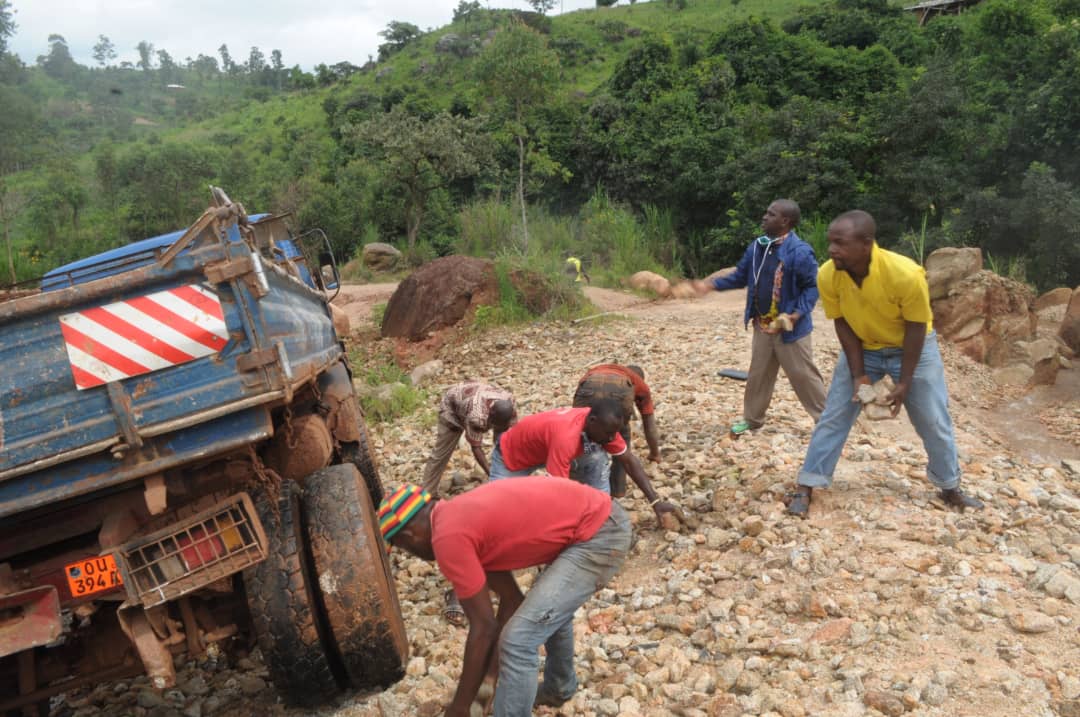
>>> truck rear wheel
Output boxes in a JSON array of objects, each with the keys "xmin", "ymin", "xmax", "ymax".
[
  {"xmin": 303, "ymin": 464, "xmax": 409, "ymax": 689},
  {"xmin": 341, "ymin": 415, "xmax": 383, "ymax": 505},
  {"xmin": 243, "ymin": 480, "xmax": 342, "ymax": 705}
]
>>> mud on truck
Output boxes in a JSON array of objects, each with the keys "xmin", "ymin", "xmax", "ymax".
[{"xmin": 0, "ymin": 189, "xmax": 408, "ymax": 714}]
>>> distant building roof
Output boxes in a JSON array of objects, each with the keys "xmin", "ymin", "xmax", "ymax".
[
  {"xmin": 166, "ymin": 83, "xmax": 187, "ymax": 89},
  {"xmin": 905, "ymin": 0, "xmax": 984, "ymax": 24}
]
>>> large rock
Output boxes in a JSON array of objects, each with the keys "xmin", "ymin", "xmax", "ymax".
[
  {"xmin": 1018, "ymin": 338, "xmax": 1061, "ymax": 385},
  {"xmin": 933, "ymin": 270, "xmax": 1036, "ymax": 366},
  {"xmin": 1059, "ymin": 287, "xmax": 1080, "ymax": 355},
  {"xmin": 381, "ymin": 256, "xmax": 497, "ymax": 340},
  {"xmin": 362, "ymin": 242, "xmax": 403, "ymax": 272},
  {"xmin": 1034, "ymin": 287, "xmax": 1074, "ymax": 312},
  {"xmin": 925, "ymin": 247, "xmax": 982, "ymax": 300},
  {"xmin": 627, "ymin": 271, "xmax": 671, "ymax": 297}
]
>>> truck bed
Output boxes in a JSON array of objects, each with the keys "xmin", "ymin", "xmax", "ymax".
[{"xmin": 0, "ymin": 215, "xmax": 341, "ymax": 521}]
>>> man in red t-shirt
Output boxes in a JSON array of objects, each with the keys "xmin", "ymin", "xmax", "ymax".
[
  {"xmin": 378, "ymin": 478, "xmax": 632, "ymax": 716},
  {"xmin": 573, "ymin": 363, "xmax": 661, "ymax": 496},
  {"xmin": 491, "ymin": 399, "xmax": 675, "ymax": 524}
]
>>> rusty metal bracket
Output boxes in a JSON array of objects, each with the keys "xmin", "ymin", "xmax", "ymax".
[
  {"xmin": 158, "ymin": 209, "xmax": 222, "ymax": 268},
  {"xmin": 117, "ymin": 604, "xmax": 176, "ymax": 689},
  {"xmin": 236, "ymin": 347, "xmax": 276, "ymax": 372},
  {"xmin": 205, "ymin": 255, "xmax": 254, "ymax": 284},
  {"xmin": 106, "ymin": 382, "xmax": 143, "ymax": 457}
]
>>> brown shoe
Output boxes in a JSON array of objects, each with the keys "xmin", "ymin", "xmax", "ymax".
[
  {"xmin": 940, "ymin": 487, "xmax": 983, "ymax": 510},
  {"xmin": 786, "ymin": 486, "xmax": 812, "ymax": 517}
]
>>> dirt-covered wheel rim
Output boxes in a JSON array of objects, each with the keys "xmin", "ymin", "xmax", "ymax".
[
  {"xmin": 242, "ymin": 480, "xmax": 342, "ymax": 704},
  {"xmin": 302, "ymin": 463, "xmax": 409, "ymax": 689}
]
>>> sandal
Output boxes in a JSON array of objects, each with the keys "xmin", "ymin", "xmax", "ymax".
[
  {"xmin": 444, "ymin": 588, "xmax": 467, "ymax": 627},
  {"xmin": 785, "ymin": 486, "xmax": 812, "ymax": 517}
]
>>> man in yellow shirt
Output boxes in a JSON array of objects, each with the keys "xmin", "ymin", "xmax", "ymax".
[{"xmin": 787, "ymin": 210, "xmax": 983, "ymax": 516}]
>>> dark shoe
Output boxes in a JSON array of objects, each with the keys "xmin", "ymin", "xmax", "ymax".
[
  {"xmin": 786, "ymin": 486, "xmax": 812, "ymax": 517},
  {"xmin": 940, "ymin": 487, "xmax": 984, "ymax": 510},
  {"xmin": 534, "ymin": 684, "xmax": 570, "ymax": 708}
]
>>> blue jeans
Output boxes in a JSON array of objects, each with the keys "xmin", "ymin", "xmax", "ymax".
[
  {"xmin": 797, "ymin": 332, "xmax": 960, "ymax": 491},
  {"xmin": 493, "ymin": 501, "xmax": 631, "ymax": 716},
  {"xmin": 489, "ymin": 434, "xmax": 611, "ymax": 494}
]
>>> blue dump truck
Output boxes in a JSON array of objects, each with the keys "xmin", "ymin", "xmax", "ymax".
[{"xmin": 0, "ymin": 189, "xmax": 407, "ymax": 713}]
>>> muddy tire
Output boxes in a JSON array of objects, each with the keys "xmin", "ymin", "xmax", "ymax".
[
  {"xmin": 243, "ymin": 480, "xmax": 342, "ymax": 705},
  {"xmin": 341, "ymin": 414, "xmax": 384, "ymax": 505},
  {"xmin": 303, "ymin": 464, "xmax": 409, "ymax": 689}
]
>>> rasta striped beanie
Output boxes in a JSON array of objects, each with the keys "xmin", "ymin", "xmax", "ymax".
[{"xmin": 378, "ymin": 485, "xmax": 431, "ymax": 546}]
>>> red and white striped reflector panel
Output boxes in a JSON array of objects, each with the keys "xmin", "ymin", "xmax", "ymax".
[{"xmin": 59, "ymin": 284, "xmax": 229, "ymax": 390}]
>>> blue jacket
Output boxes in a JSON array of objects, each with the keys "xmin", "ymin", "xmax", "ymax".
[{"xmin": 710, "ymin": 232, "xmax": 820, "ymax": 343}]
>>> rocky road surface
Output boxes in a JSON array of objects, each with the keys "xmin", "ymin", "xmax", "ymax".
[{"xmin": 61, "ymin": 285, "xmax": 1080, "ymax": 717}]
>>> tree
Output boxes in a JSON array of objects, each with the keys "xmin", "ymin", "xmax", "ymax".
[
  {"xmin": 349, "ymin": 106, "xmax": 493, "ymax": 249},
  {"xmin": 453, "ymin": 0, "xmax": 483, "ymax": 25},
  {"xmin": 528, "ymin": 0, "xmax": 557, "ymax": 13},
  {"xmin": 378, "ymin": 21, "xmax": 422, "ymax": 60},
  {"xmin": 156, "ymin": 49, "xmax": 176, "ymax": 82},
  {"xmin": 136, "ymin": 40, "xmax": 154, "ymax": 72},
  {"xmin": 475, "ymin": 20, "xmax": 561, "ymax": 250},
  {"xmin": 192, "ymin": 53, "xmax": 219, "ymax": 84},
  {"xmin": 247, "ymin": 46, "xmax": 266, "ymax": 76},
  {"xmin": 218, "ymin": 44, "xmax": 236, "ymax": 76},
  {"xmin": 0, "ymin": 178, "xmax": 27, "ymax": 284},
  {"xmin": 0, "ymin": 0, "xmax": 14, "ymax": 55},
  {"xmin": 270, "ymin": 49, "xmax": 284, "ymax": 89},
  {"xmin": 38, "ymin": 34, "xmax": 77, "ymax": 80},
  {"xmin": 92, "ymin": 35, "xmax": 116, "ymax": 67}
]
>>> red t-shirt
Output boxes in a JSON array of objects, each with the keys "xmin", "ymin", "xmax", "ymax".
[
  {"xmin": 430, "ymin": 476, "xmax": 613, "ymax": 599},
  {"xmin": 498, "ymin": 407, "xmax": 626, "ymax": 477},
  {"xmin": 581, "ymin": 364, "xmax": 655, "ymax": 415}
]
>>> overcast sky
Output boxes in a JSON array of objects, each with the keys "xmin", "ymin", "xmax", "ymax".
[{"xmin": 8, "ymin": 0, "xmax": 603, "ymax": 71}]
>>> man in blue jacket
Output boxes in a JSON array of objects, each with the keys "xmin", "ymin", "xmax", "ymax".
[{"xmin": 694, "ymin": 199, "xmax": 826, "ymax": 434}]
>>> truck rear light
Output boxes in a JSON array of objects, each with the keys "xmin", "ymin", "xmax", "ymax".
[{"xmin": 117, "ymin": 493, "xmax": 266, "ymax": 607}]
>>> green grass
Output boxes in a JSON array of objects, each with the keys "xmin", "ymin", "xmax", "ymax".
[{"xmin": 347, "ymin": 345, "xmax": 429, "ymax": 423}]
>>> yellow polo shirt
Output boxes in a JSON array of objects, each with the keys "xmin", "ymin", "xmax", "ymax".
[{"xmin": 817, "ymin": 243, "xmax": 933, "ymax": 350}]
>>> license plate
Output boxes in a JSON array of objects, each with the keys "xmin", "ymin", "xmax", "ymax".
[{"xmin": 65, "ymin": 554, "xmax": 124, "ymax": 598}]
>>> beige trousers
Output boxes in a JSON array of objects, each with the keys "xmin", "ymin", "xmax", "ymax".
[
  {"xmin": 744, "ymin": 327, "xmax": 826, "ymax": 428},
  {"xmin": 421, "ymin": 418, "xmax": 463, "ymax": 496}
]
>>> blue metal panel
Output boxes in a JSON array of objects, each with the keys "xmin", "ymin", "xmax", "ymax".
[
  {"xmin": 41, "ymin": 214, "xmax": 271, "ymax": 291},
  {"xmin": 0, "ymin": 407, "xmax": 273, "ymax": 520}
]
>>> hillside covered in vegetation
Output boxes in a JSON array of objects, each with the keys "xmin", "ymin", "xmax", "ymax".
[{"xmin": 1, "ymin": 0, "xmax": 1079, "ymax": 290}]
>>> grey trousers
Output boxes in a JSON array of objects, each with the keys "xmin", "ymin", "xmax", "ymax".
[
  {"xmin": 420, "ymin": 418, "xmax": 462, "ymax": 496},
  {"xmin": 744, "ymin": 327, "xmax": 826, "ymax": 428}
]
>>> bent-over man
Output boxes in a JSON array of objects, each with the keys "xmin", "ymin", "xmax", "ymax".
[
  {"xmin": 491, "ymin": 401, "xmax": 675, "ymax": 524},
  {"xmin": 787, "ymin": 210, "xmax": 983, "ymax": 516},
  {"xmin": 572, "ymin": 363, "xmax": 661, "ymax": 496},
  {"xmin": 378, "ymin": 478, "xmax": 631, "ymax": 716},
  {"xmin": 421, "ymin": 381, "xmax": 516, "ymax": 497}
]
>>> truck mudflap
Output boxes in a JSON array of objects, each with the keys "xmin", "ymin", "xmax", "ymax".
[
  {"xmin": 0, "ymin": 586, "xmax": 62, "ymax": 659},
  {"xmin": 117, "ymin": 493, "xmax": 267, "ymax": 608}
]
